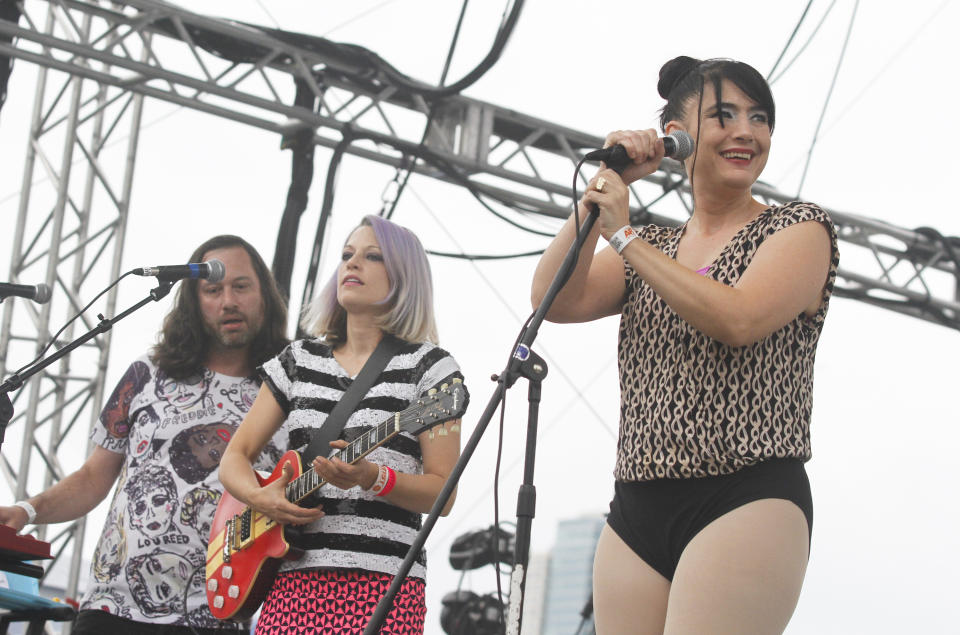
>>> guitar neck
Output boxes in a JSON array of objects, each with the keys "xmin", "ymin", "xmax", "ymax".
[{"xmin": 285, "ymin": 414, "xmax": 401, "ymax": 504}]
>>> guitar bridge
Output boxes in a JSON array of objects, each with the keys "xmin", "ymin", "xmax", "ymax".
[{"xmin": 223, "ymin": 517, "xmax": 234, "ymax": 564}]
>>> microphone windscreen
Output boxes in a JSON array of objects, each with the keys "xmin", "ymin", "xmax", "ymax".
[
  {"xmin": 665, "ymin": 130, "xmax": 694, "ymax": 160},
  {"xmin": 206, "ymin": 259, "xmax": 226, "ymax": 283},
  {"xmin": 34, "ymin": 284, "xmax": 52, "ymax": 304}
]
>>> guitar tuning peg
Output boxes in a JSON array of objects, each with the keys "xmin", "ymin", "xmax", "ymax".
[
  {"xmin": 428, "ymin": 388, "xmax": 437, "ymax": 396},
  {"xmin": 452, "ymin": 378, "xmax": 462, "ymax": 384},
  {"xmin": 429, "ymin": 430, "xmax": 435, "ymax": 440},
  {"xmin": 438, "ymin": 427, "xmax": 448, "ymax": 436},
  {"xmin": 440, "ymin": 382, "xmax": 448, "ymax": 390},
  {"xmin": 451, "ymin": 424, "xmax": 460, "ymax": 433}
]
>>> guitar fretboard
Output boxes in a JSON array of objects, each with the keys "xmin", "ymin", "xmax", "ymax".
[{"xmin": 284, "ymin": 413, "xmax": 401, "ymax": 503}]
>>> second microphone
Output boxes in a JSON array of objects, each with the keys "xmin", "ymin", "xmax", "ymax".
[{"xmin": 132, "ymin": 259, "xmax": 225, "ymax": 283}]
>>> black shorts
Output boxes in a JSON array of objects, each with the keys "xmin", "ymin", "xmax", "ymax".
[{"xmin": 607, "ymin": 458, "xmax": 813, "ymax": 581}]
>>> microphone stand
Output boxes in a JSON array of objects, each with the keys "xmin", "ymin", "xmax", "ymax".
[
  {"xmin": 363, "ymin": 206, "xmax": 603, "ymax": 635},
  {"xmin": 0, "ymin": 282, "xmax": 175, "ymax": 446}
]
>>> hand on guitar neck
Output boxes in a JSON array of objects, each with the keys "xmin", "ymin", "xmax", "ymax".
[
  {"xmin": 311, "ymin": 439, "xmax": 380, "ymax": 492},
  {"xmin": 243, "ymin": 461, "xmax": 325, "ymax": 527}
]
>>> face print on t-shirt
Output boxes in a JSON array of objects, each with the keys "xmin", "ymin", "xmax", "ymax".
[
  {"xmin": 125, "ymin": 547, "xmax": 201, "ymax": 618},
  {"xmin": 92, "ymin": 507, "xmax": 127, "ymax": 583},
  {"xmin": 169, "ymin": 422, "xmax": 237, "ymax": 484},
  {"xmin": 85, "ymin": 587, "xmax": 132, "ymax": 619},
  {"xmin": 154, "ymin": 370, "xmax": 211, "ymax": 416},
  {"xmin": 101, "ymin": 361, "xmax": 151, "ymax": 438},
  {"xmin": 124, "ymin": 464, "xmax": 179, "ymax": 540},
  {"xmin": 180, "ymin": 486, "xmax": 219, "ymax": 540}
]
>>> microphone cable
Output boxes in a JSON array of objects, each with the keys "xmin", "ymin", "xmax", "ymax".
[{"xmin": 7, "ymin": 271, "xmax": 135, "ymax": 380}]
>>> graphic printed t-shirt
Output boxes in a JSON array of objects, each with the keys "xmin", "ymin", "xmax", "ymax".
[{"xmin": 80, "ymin": 355, "xmax": 285, "ymax": 628}]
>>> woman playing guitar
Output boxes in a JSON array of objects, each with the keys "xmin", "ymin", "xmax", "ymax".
[{"xmin": 219, "ymin": 215, "xmax": 465, "ymax": 634}]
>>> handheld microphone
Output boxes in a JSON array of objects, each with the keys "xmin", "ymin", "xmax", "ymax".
[
  {"xmin": 585, "ymin": 130, "xmax": 695, "ymax": 172},
  {"xmin": 0, "ymin": 282, "xmax": 52, "ymax": 304},
  {"xmin": 132, "ymin": 259, "xmax": 225, "ymax": 283}
]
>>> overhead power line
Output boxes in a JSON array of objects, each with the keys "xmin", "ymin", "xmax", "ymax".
[
  {"xmin": 767, "ymin": 0, "xmax": 814, "ymax": 80},
  {"xmin": 769, "ymin": 0, "xmax": 839, "ymax": 86},
  {"xmin": 796, "ymin": 0, "xmax": 859, "ymax": 197}
]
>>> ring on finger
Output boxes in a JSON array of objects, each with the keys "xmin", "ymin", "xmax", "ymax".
[{"xmin": 596, "ymin": 176, "xmax": 606, "ymax": 192}]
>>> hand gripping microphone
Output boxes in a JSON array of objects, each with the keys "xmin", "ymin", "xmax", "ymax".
[
  {"xmin": 585, "ymin": 130, "xmax": 695, "ymax": 172},
  {"xmin": 0, "ymin": 282, "xmax": 52, "ymax": 304},
  {"xmin": 132, "ymin": 259, "xmax": 225, "ymax": 283}
]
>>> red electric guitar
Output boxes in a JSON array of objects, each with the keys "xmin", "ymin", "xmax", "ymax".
[{"xmin": 205, "ymin": 379, "xmax": 468, "ymax": 620}]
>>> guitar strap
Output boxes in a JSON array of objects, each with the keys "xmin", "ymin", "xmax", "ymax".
[{"xmin": 300, "ymin": 333, "xmax": 404, "ymax": 465}]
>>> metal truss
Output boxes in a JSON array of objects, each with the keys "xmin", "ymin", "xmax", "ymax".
[
  {"xmin": 0, "ymin": 0, "xmax": 147, "ymax": 605},
  {"xmin": 0, "ymin": 0, "xmax": 957, "ymax": 615}
]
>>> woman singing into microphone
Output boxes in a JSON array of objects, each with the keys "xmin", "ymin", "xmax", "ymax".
[{"xmin": 532, "ymin": 56, "xmax": 838, "ymax": 634}]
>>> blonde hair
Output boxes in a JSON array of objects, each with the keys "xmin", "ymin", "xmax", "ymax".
[{"xmin": 301, "ymin": 215, "xmax": 438, "ymax": 344}]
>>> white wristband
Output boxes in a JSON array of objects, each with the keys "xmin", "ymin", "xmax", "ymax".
[
  {"xmin": 609, "ymin": 225, "xmax": 638, "ymax": 254},
  {"xmin": 367, "ymin": 464, "xmax": 389, "ymax": 493},
  {"xmin": 14, "ymin": 500, "xmax": 37, "ymax": 524}
]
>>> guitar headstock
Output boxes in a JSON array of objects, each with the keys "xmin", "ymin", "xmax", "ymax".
[{"xmin": 399, "ymin": 379, "xmax": 468, "ymax": 437}]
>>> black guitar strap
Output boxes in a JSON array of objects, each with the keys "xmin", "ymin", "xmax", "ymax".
[{"xmin": 300, "ymin": 333, "xmax": 404, "ymax": 465}]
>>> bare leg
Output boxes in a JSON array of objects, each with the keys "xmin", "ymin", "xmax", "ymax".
[
  {"xmin": 664, "ymin": 499, "xmax": 809, "ymax": 635},
  {"xmin": 592, "ymin": 524, "xmax": 671, "ymax": 635}
]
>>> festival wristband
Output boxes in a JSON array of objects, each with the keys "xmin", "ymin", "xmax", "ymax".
[
  {"xmin": 376, "ymin": 467, "xmax": 397, "ymax": 497},
  {"xmin": 609, "ymin": 225, "xmax": 638, "ymax": 254},
  {"xmin": 14, "ymin": 500, "xmax": 37, "ymax": 524},
  {"xmin": 368, "ymin": 464, "xmax": 397, "ymax": 497}
]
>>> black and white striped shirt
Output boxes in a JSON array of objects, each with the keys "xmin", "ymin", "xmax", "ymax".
[{"xmin": 259, "ymin": 337, "xmax": 463, "ymax": 579}]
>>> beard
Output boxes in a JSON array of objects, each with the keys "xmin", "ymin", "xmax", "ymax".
[{"xmin": 204, "ymin": 314, "xmax": 262, "ymax": 351}]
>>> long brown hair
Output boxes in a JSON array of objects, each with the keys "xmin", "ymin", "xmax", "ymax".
[{"xmin": 151, "ymin": 235, "xmax": 289, "ymax": 379}]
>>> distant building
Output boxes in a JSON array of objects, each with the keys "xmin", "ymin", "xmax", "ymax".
[
  {"xmin": 520, "ymin": 551, "xmax": 550, "ymax": 634},
  {"xmin": 539, "ymin": 514, "xmax": 604, "ymax": 635}
]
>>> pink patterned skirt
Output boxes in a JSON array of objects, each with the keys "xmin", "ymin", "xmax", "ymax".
[{"xmin": 254, "ymin": 569, "xmax": 426, "ymax": 634}]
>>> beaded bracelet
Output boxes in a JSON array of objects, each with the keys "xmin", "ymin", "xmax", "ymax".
[{"xmin": 609, "ymin": 225, "xmax": 638, "ymax": 254}]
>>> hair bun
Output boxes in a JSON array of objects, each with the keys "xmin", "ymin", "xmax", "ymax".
[{"xmin": 657, "ymin": 56, "xmax": 701, "ymax": 99}]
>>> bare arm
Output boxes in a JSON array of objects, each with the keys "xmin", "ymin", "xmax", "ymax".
[
  {"xmin": 530, "ymin": 198, "xmax": 627, "ymax": 323},
  {"xmin": 582, "ymin": 129, "xmax": 832, "ymax": 347},
  {"xmin": 313, "ymin": 419, "xmax": 462, "ymax": 516},
  {"xmin": 615, "ymin": 221, "xmax": 831, "ymax": 346},
  {"xmin": 531, "ymin": 130, "xmax": 670, "ymax": 323},
  {"xmin": 219, "ymin": 384, "xmax": 325, "ymax": 525},
  {"xmin": 0, "ymin": 446, "xmax": 124, "ymax": 532}
]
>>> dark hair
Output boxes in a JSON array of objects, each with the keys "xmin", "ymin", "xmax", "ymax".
[
  {"xmin": 169, "ymin": 425, "xmax": 214, "ymax": 484},
  {"xmin": 657, "ymin": 56, "xmax": 775, "ymax": 133},
  {"xmin": 124, "ymin": 463, "xmax": 177, "ymax": 505},
  {"xmin": 151, "ymin": 235, "xmax": 289, "ymax": 379}
]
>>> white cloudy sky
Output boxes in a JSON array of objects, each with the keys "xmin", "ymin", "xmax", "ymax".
[{"xmin": 2, "ymin": 1, "xmax": 959, "ymax": 633}]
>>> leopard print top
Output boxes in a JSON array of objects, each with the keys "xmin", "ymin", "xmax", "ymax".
[{"xmin": 616, "ymin": 201, "xmax": 839, "ymax": 481}]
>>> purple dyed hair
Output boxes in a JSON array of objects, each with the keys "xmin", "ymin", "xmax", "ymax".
[{"xmin": 302, "ymin": 215, "xmax": 439, "ymax": 344}]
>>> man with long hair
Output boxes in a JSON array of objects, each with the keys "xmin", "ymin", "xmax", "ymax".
[{"xmin": 0, "ymin": 235, "xmax": 289, "ymax": 634}]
